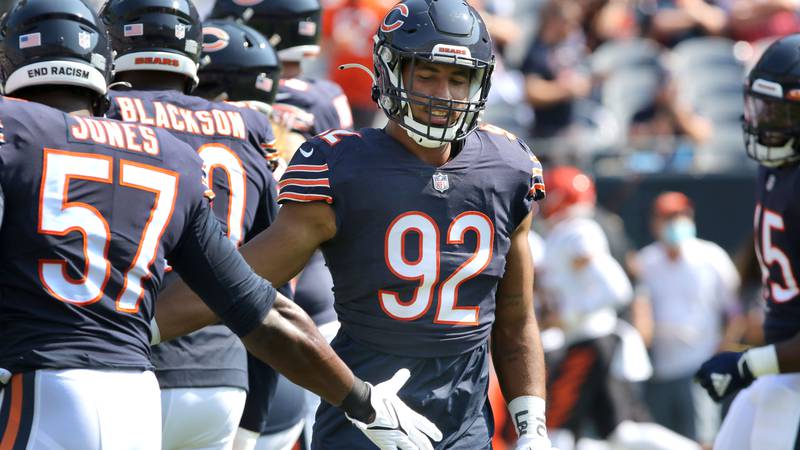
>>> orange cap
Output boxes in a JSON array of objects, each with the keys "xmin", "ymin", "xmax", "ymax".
[{"xmin": 652, "ymin": 191, "xmax": 693, "ymax": 217}]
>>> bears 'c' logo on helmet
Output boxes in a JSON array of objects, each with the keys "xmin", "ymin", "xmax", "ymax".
[
  {"xmin": 202, "ymin": 26, "xmax": 230, "ymax": 53},
  {"xmin": 380, "ymin": 3, "xmax": 409, "ymax": 33}
]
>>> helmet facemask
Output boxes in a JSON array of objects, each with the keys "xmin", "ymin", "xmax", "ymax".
[
  {"xmin": 743, "ymin": 79, "xmax": 800, "ymax": 167},
  {"xmin": 374, "ymin": 41, "xmax": 493, "ymax": 148}
]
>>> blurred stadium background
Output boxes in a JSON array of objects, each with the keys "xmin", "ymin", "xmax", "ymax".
[{"xmin": 5, "ymin": 0, "xmax": 796, "ymax": 448}]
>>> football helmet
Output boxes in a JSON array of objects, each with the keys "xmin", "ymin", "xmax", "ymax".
[
  {"xmin": 541, "ymin": 166, "xmax": 596, "ymax": 219},
  {"xmin": 196, "ymin": 20, "xmax": 280, "ymax": 105},
  {"xmin": 210, "ymin": 0, "xmax": 321, "ymax": 62},
  {"xmin": 100, "ymin": 0, "xmax": 202, "ymax": 93},
  {"xmin": 743, "ymin": 34, "xmax": 800, "ymax": 167},
  {"xmin": 372, "ymin": 0, "xmax": 494, "ymax": 148},
  {"xmin": 0, "ymin": 0, "xmax": 113, "ymax": 113}
]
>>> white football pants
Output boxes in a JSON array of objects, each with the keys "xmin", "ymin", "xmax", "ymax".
[
  {"xmin": 714, "ymin": 373, "xmax": 800, "ymax": 450},
  {"xmin": 161, "ymin": 386, "xmax": 247, "ymax": 450},
  {"xmin": 0, "ymin": 369, "xmax": 160, "ymax": 450}
]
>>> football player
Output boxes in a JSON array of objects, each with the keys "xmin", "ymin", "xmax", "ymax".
[
  {"xmin": 695, "ymin": 34, "xmax": 800, "ymax": 450},
  {"xmin": 210, "ymin": 0, "xmax": 354, "ymax": 139},
  {"xmin": 153, "ymin": 0, "xmax": 556, "ymax": 448},
  {"xmin": 0, "ymin": 1, "xmax": 438, "ymax": 450},
  {"xmin": 209, "ymin": 1, "xmax": 352, "ymax": 446},
  {"xmin": 194, "ymin": 19, "xmax": 308, "ymax": 450},
  {"xmin": 99, "ymin": 2, "xmax": 302, "ymax": 449}
]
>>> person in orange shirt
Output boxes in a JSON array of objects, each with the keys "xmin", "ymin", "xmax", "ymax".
[{"xmin": 322, "ymin": 0, "xmax": 397, "ymax": 128}]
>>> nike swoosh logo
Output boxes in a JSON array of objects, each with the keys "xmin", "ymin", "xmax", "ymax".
[{"xmin": 300, "ymin": 148, "xmax": 314, "ymax": 158}]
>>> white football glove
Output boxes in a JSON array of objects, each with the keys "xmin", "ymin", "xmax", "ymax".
[{"xmin": 347, "ymin": 369, "xmax": 443, "ymax": 450}]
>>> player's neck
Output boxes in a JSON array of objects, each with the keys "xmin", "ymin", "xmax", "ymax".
[
  {"xmin": 115, "ymin": 72, "xmax": 187, "ymax": 93},
  {"xmin": 16, "ymin": 87, "xmax": 93, "ymax": 117},
  {"xmin": 385, "ymin": 121, "xmax": 452, "ymax": 166},
  {"xmin": 281, "ymin": 62, "xmax": 302, "ymax": 79}
]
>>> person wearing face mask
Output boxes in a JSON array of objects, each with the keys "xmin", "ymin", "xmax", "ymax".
[
  {"xmin": 539, "ymin": 168, "xmax": 703, "ymax": 450},
  {"xmin": 633, "ymin": 191, "xmax": 743, "ymax": 446}
]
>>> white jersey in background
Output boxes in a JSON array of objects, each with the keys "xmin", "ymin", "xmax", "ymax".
[{"xmin": 541, "ymin": 215, "xmax": 633, "ymax": 343}]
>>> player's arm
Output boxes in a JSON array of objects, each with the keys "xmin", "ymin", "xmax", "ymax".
[
  {"xmin": 696, "ymin": 332, "xmax": 800, "ymax": 402},
  {"xmin": 491, "ymin": 211, "xmax": 552, "ymax": 449},
  {"xmin": 155, "ymin": 200, "xmax": 335, "ymax": 339},
  {"xmin": 165, "ymin": 201, "xmax": 441, "ymax": 449}
]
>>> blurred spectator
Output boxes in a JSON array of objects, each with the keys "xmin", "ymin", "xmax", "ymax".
[
  {"xmin": 629, "ymin": 81, "xmax": 713, "ymax": 145},
  {"xmin": 579, "ymin": 0, "xmax": 641, "ymax": 50},
  {"xmin": 724, "ymin": 0, "xmax": 800, "ymax": 41},
  {"xmin": 638, "ymin": 0, "xmax": 729, "ymax": 47},
  {"xmin": 633, "ymin": 191, "xmax": 744, "ymax": 444},
  {"xmin": 321, "ymin": 0, "xmax": 395, "ymax": 128},
  {"xmin": 625, "ymin": 78, "xmax": 714, "ymax": 171},
  {"xmin": 469, "ymin": 0, "xmax": 523, "ymax": 53},
  {"xmin": 539, "ymin": 167, "xmax": 701, "ymax": 450},
  {"xmin": 522, "ymin": 0, "xmax": 592, "ymax": 140}
]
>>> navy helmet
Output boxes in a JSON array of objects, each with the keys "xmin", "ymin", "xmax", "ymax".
[
  {"xmin": 743, "ymin": 34, "xmax": 800, "ymax": 167},
  {"xmin": 210, "ymin": 0, "xmax": 321, "ymax": 62},
  {"xmin": 372, "ymin": 0, "xmax": 495, "ymax": 148},
  {"xmin": 100, "ymin": 0, "xmax": 202, "ymax": 93},
  {"xmin": 0, "ymin": 0, "xmax": 113, "ymax": 113},
  {"xmin": 196, "ymin": 20, "xmax": 281, "ymax": 105}
]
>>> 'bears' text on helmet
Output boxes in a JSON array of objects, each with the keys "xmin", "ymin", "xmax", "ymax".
[
  {"xmin": 373, "ymin": 0, "xmax": 494, "ymax": 148},
  {"xmin": 101, "ymin": 0, "xmax": 202, "ymax": 93}
]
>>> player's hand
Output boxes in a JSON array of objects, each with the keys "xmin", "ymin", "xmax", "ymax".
[
  {"xmin": 694, "ymin": 351, "xmax": 754, "ymax": 402},
  {"xmin": 347, "ymin": 369, "xmax": 443, "ymax": 450},
  {"xmin": 514, "ymin": 435, "xmax": 558, "ymax": 450}
]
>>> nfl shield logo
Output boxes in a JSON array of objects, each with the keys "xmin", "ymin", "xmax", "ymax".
[
  {"xmin": 432, "ymin": 172, "xmax": 449, "ymax": 192},
  {"xmin": 175, "ymin": 23, "xmax": 187, "ymax": 39},
  {"xmin": 78, "ymin": 31, "xmax": 91, "ymax": 50}
]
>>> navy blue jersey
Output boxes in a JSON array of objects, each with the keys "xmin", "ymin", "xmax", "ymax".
[
  {"xmin": 294, "ymin": 250, "xmax": 337, "ymax": 326},
  {"xmin": 755, "ymin": 165, "xmax": 800, "ymax": 343},
  {"xmin": 262, "ymin": 374, "xmax": 306, "ymax": 434},
  {"xmin": 278, "ymin": 125, "xmax": 545, "ymax": 357},
  {"xmin": 275, "ymin": 77, "xmax": 353, "ymax": 139},
  {"xmin": 0, "ymin": 98, "xmax": 274, "ymax": 374},
  {"xmin": 107, "ymin": 89, "xmax": 279, "ymax": 391}
]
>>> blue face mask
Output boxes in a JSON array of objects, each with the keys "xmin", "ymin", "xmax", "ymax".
[{"xmin": 662, "ymin": 217, "xmax": 696, "ymax": 246}]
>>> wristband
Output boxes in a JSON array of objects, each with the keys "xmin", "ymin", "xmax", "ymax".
[
  {"xmin": 341, "ymin": 377, "xmax": 375, "ymax": 424},
  {"xmin": 150, "ymin": 317, "xmax": 161, "ymax": 346},
  {"xmin": 744, "ymin": 344, "xmax": 779, "ymax": 377},
  {"xmin": 508, "ymin": 395, "xmax": 547, "ymax": 439}
]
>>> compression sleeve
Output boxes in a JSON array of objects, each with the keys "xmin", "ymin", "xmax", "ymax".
[{"xmin": 169, "ymin": 199, "xmax": 276, "ymax": 336}]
